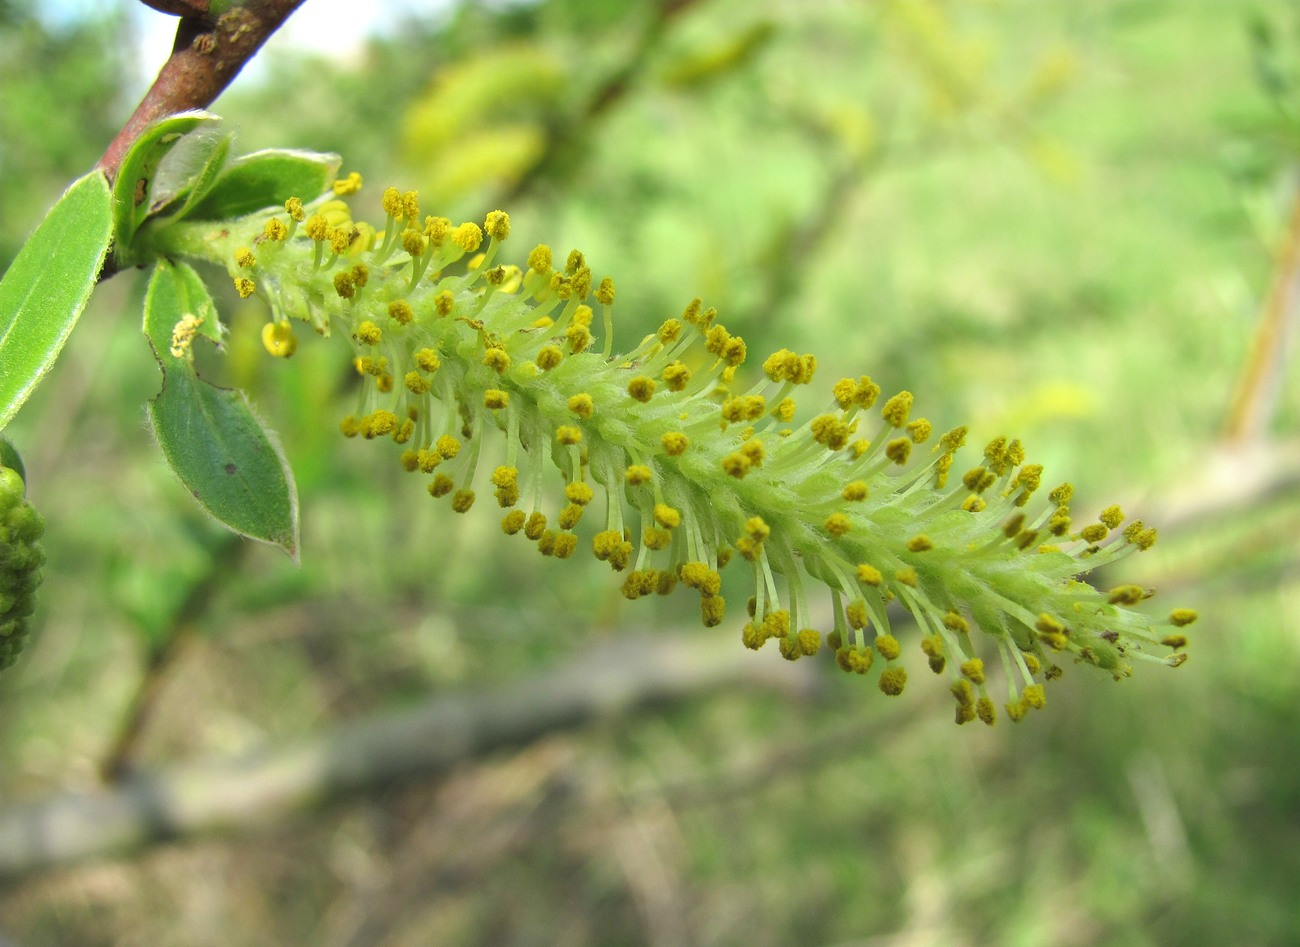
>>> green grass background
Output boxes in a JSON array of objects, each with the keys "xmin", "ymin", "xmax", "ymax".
[{"xmin": 2, "ymin": 0, "xmax": 1299, "ymax": 944}]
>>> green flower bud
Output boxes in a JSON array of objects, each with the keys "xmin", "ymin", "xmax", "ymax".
[{"xmin": 0, "ymin": 464, "xmax": 44, "ymax": 672}]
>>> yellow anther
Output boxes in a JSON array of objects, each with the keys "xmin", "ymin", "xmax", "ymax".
[
  {"xmin": 653, "ymin": 504, "xmax": 681, "ymax": 529},
  {"xmin": 566, "ymin": 324, "xmax": 593, "ymax": 353},
  {"xmin": 881, "ymin": 391, "xmax": 913, "ymax": 427},
  {"xmin": 721, "ymin": 452, "xmax": 750, "ymax": 478},
  {"xmin": 856, "ymin": 563, "xmax": 883, "ymax": 585},
  {"xmin": 452, "ymin": 222, "xmax": 482, "ymax": 252},
  {"xmin": 558, "ymin": 503, "xmax": 584, "ymax": 530},
  {"xmin": 413, "ymin": 348, "xmax": 440, "ymax": 373},
  {"xmin": 484, "ymin": 389, "xmax": 509, "ymax": 410},
  {"xmin": 878, "ymin": 666, "xmax": 907, "ymax": 696},
  {"xmin": 943, "ymin": 611, "xmax": 970, "ymax": 634},
  {"xmin": 810, "ymin": 414, "xmax": 851, "ymax": 450},
  {"xmin": 662, "ymin": 362, "xmax": 691, "ymax": 391},
  {"xmin": 842, "ymin": 480, "xmax": 868, "ymax": 502},
  {"xmin": 332, "ymin": 171, "xmax": 363, "ymax": 195},
  {"xmin": 701, "ymin": 595, "xmax": 726, "ymax": 627},
  {"xmin": 661, "ymin": 432, "xmax": 689, "ymax": 456},
  {"xmin": 528, "ymin": 244, "xmax": 552, "ymax": 273},
  {"xmin": 554, "ymin": 533, "xmax": 578, "ymax": 559},
  {"xmin": 399, "ymin": 228, "xmax": 424, "ymax": 259},
  {"xmin": 824, "ymin": 513, "xmax": 851, "ymax": 536},
  {"xmin": 1107, "ymin": 584, "xmax": 1146, "ymax": 605},
  {"xmin": 1079, "ymin": 523, "xmax": 1108, "ymax": 543},
  {"xmin": 523, "ymin": 512, "xmax": 547, "ymax": 541},
  {"xmin": 1049, "ymin": 482, "xmax": 1074, "ymax": 506},
  {"xmin": 536, "ymin": 345, "xmax": 563, "ymax": 370},
  {"xmin": 657, "ymin": 319, "xmax": 682, "ymax": 344},
  {"xmin": 906, "ymin": 418, "xmax": 932, "ymax": 443},
  {"xmin": 473, "ymin": 342, "xmax": 509, "ymax": 373},
  {"xmin": 556, "ymin": 425, "xmax": 583, "ymax": 445},
  {"xmin": 387, "ymin": 300, "xmax": 414, "ymax": 325},
  {"xmin": 484, "ymin": 210, "xmax": 510, "ymax": 240},
  {"xmin": 876, "ymin": 634, "xmax": 901, "ymax": 661},
  {"xmin": 261, "ymin": 321, "xmax": 297, "ymax": 358},
  {"xmin": 568, "ymin": 393, "xmax": 594, "ymax": 419},
  {"xmin": 627, "ymin": 376, "xmax": 656, "ymax": 402},
  {"xmin": 884, "ymin": 437, "xmax": 911, "ymax": 465},
  {"xmin": 643, "ymin": 526, "xmax": 671, "ymax": 550},
  {"xmin": 625, "ymin": 464, "xmax": 653, "ymax": 486}
]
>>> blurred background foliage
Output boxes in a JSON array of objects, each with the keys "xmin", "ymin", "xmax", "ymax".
[{"xmin": 2, "ymin": 0, "xmax": 1300, "ymax": 944}]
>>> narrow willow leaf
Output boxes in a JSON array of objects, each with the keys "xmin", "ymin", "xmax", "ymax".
[
  {"xmin": 143, "ymin": 261, "xmax": 298, "ymax": 558},
  {"xmin": 180, "ymin": 148, "xmax": 341, "ymax": 221},
  {"xmin": 0, "ymin": 171, "xmax": 113, "ymax": 430},
  {"xmin": 111, "ymin": 111, "xmax": 221, "ymax": 258}
]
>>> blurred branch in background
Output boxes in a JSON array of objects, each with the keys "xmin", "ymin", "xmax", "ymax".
[
  {"xmin": 98, "ymin": 533, "xmax": 248, "ymax": 783},
  {"xmin": 497, "ymin": 0, "xmax": 703, "ymax": 205},
  {"xmin": 0, "ymin": 632, "xmax": 817, "ymax": 878},
  {"xmin": 1225, "ymin": 7, "xmax": 1300, "ymax": 445},
  {"xmin": 1225, "ymin": 180, "xmax": 1300, "ymax": 444}
]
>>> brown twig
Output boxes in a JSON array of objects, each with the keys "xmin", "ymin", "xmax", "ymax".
[
  {"xmin": 97, "ymin": 0, "xmax": 308, "ymax": 186},
  {"xmin": 138, "ymin": 0, "xmax": 211, "ymax": 16},
  {"xmin": 1225, "ymin": 176, "xmax": 1300, "ymax": 443}
]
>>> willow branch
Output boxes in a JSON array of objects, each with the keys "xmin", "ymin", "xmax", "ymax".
[
  {"xmin": 0, "ymin": 633, "xmax": 818, "ymax": 878},
  {"xmin": 97, "ymin": 0, "xmax": 308, "ymax": 185}
]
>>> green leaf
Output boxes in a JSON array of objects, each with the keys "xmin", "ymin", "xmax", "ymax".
[
  {"xmin": 141, "ymin": 258, "xmax": 223, "ymax": 353},
  {"xmin": 0, "ymin": 436, "xmax": 25, "ymax": 483},
  {"xmin": 144, "ymin": 261, "xmax": 299, "ymax": 558},
  {"xmin": 161, "ymin": 128, "xmax": 234, "ymax": 221},
  {"xmin": 180, "ymin": 148, "xmax": 342, "ymax": 221},
  {"xmin": 0, "ymin": 170, "xmax": 113, "ymax": 431},
  {"xmin": 111, "ymin": 111, "xmax": 221, "ymax": 257}
]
